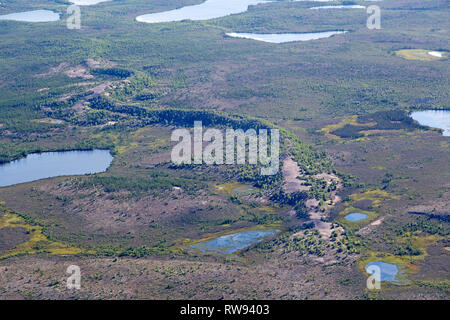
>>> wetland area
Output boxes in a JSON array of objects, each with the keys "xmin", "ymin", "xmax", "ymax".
[{"xmin": 0, "ymin": 0, "xmax": 448, "ymax": 301}]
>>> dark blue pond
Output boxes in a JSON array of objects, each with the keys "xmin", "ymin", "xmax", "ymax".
[{"xmin": 0, "ymin": 150, "xmax": 113, "ymax": 187}]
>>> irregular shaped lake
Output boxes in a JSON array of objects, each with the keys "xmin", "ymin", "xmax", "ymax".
[
  {"xmin": 344, "ymin": 212, "xmax": 368, "ymax": 222},
  {"xmin": 190, "ymin": 229, "xmax": 279, "ymax": 254},
  {"xmin": 0, "ymin": 10, "xmax": 60, "ymax": 22},
  {"xmin": 136, "ymin": 0, "xmax": 272, "ymax": 23},
  {"xmin": 69, "ymin": 0, "xmax": 111, "ymax": 5},
  {"xmin": 0, "ymin": 150, "xmax": 113, "ymax": 187},
  {"xmin": 226, "ymin": 31, "xmax": 347, "ymax": 43},
  {"xmin": 410, "ymin": 110, "xmax": 450, "ymax": 137},
  {"xmin": 365, "ymin": 261, "xmax": 400, "ymax": 282},
  {"xmin": 310, "ymin": 5, "xmax": 366, "ymax": 10}
]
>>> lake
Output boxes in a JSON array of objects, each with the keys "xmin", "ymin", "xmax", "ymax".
[
  {"xmin": 344, "ymin": 212, "xmax": 368, "ymax": 222},
  {"xmin": 410, "ymin": 110, "xmax": 450, "ymax": 137},
  {"xmin": 365, "ymin": 261, "xmax": 400, "ymax": 282},
  {"xmin": 190, "ymin": 229, "xmax": 279, "ymax": 254},
  {"xmin": 226, "ymin": 31, "xmax": 347, "ymax": 43},
  {"xmin": 136, "ymin": 0, "xmax": 272, "ymax": 23},
  {"xmin": 0, "ymin": 10, "xmax": 60, "ymax": 23},
  {"xmin": 69, "ymin": 0, "xmax": 112, "ymax": 5},
  {"xmin": 0, "ymin": 150, "xmax": 113, "ymax": 187},
  {"xmin": 310, "ymin": 5, "xmax": 366, "ymax": 10}
]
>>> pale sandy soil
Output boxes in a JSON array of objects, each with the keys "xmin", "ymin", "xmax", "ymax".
[
  {"xmin": 85, "ymin": 58, "xmax": 117, "ymax": 68},
  {"xmin": 370, "ymin": 217, "xmax": 384, "ymax": 226},
  {"xmin": 281, "ymin": 157, "xmax": 309, "ymax": 193},
  {"xmin": 65, "ymin": 65, "xmax": 93, "ymax": 79},
  {"xmin": 35, "ymin": 58, "xmax": 115, "ymax": 81},
  {"xmin": 357, "ymin": 217, "xmax": 385, "ymax": 236},
  {"xmin": 36, "ymin": 62, "xmax": 92, "ymax": 79},
  {"xmin": 283, "ymin": 158, "xmax": 343, "ymax": 239},
  {"xmin": 70, "ymin": 82, "xmax": 112, "ymax": 114},
  {"xmin": 85, "ymin": 58, "xmax": 101, "ymax": 68},
  {"xmin": 307, "ymin": 173, "xmax": 343, "ymax": 239},
  {"xmin": 72, "ymin": 101, "xmax": 86, "ymax": 113},
  {"xmin": 90, "ymin": 82, "xmax": 111, "ymax": 95}
]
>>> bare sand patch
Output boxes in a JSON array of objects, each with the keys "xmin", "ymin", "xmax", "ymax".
[
  {"xmin": 282, "ymin": 157, "xmax": 309, "ymax": 193},
  {"xmin": 84, "ymin": 58, "xmax": 117, "ymax": 68},
  {"xmin": 65, "ymin": 65, "xmax": 93, "ymax": 79},
  {"xmin": 357, "ymin": 217, "xmax": 385, "ymax": 235},
  {"xmin": 73, "ymin": 101, "xmax": 88, "ymax": 113},
  {"xmin": 35, "ymin": 62, "xmax": 93, "ymax": 79},
  {"xmin": 370, "ymin": 217, "xmax": 384, "ymax": 226},
  {"xmin": 303, "ymin": 173, "xmax": 342, "ymax": 239},
  {"xmin": 85, "ymin": 58, "xmax": 101, "ymax": 68},
  {"xmin": 90, "ymin": 82, "xmax": 111, "ymax": 95},
  {"xmin": 313, "ymin": 220, "xmax": 333, "ymax": 238},
  {"xmin": 314, "ymin": 172, "xmax": 340, "ymax": 185}
]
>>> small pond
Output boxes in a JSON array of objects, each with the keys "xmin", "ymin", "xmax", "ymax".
[
  {"xmin": 344, "ymin": 212, "xmax": 369, "ymax": 222},
  {"xmin": 365, "ymin": 261, "xmax": 400, "ymax": 282},
  {"xmin": 190, "ymin": 229, "xmax": 279, "ymax": 254}
]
